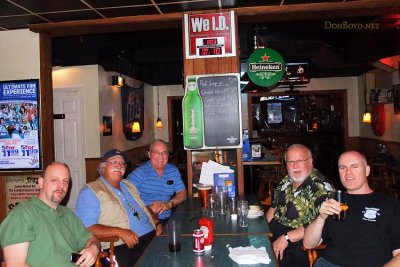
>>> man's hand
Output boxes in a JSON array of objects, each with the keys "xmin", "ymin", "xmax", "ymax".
[
  {"xmin": 117, "ymin": 228, "xmax": 139, "ymax": 248},
  {"xmin": 273, "ymin": 235, "xmax": 289, "ymax": 260},
  {"xmin": 319, "ymin": 198, "xmax": 341, "ymax": 220},
  {"xmin": 76, "ymin": 236, "xmax": 100, "ymax": 267},
  {"xmin": 150, "ymin": 201, "xmax": 164, "ymax": 214},
  {"xmin": 151, "ymin": 201, "xmax": 170, "ymax": 215},
  {"xmin": 156, "ymin": 223, "xmax": 163, "ymax": 236}
]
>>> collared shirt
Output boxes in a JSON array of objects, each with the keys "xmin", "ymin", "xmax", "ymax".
[
  {"xmin": 75, "ymin": 177, "xmax": 154, "ymax": 237},
  {"xmin": 272, "ymin": 168, "xmax": 334, "ymax": 229},
  {"xmin": 127, "ymin": 161, "xmax": 186, "ymax": 219},
  {"xmin": 0, "ymin": 197, "xmax": 91, "ymax": 267}
]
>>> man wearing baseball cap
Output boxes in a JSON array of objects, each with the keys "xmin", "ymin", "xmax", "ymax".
[{"xmin": 75, "ymin": 149, "xmax": 161, "ymax": 267}]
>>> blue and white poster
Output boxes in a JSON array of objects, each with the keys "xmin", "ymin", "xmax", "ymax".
[{"xmin": 0, "ymin": 79, "xmax": 41, "ymax": 170}]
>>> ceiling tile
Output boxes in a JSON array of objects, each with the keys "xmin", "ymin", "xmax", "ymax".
[
  {"xmin": 99, "ymin": 6, "xmax": 159, "ymax": 18},
  {"xmin": 85, "ymin": 0, "xmax": 151, "ymax": 9},
  {"xmin": 158, "ymin": 0, "xmax": 219, "ymax": 14},
  {"xmin": 8, "ymin": 0, "xmax": 88, "ymax": 13},
  {"xmin": 0, "ymin": 1, "xmax": 29, "ymax": 16},
  {"xmin": 223, "ymin": 0, "xmax": 280, "ymax": 8},
  {"xmin": 41, "ymin": 10, "xmax": 104, "ymax": 23},
  {"xmin": 0, "ymin": 15, "xmax": 46, "ymax": 30}
]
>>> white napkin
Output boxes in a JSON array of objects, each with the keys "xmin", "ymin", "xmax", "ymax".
[{"xmin": 228, "ymin": 246, "xmax": 271, "ymax": 265}]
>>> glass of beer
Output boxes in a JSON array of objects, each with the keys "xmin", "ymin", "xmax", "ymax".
[
  {"xmin": 332, "ymin": 190, "xmax": 348, "ymax": 221},
  {"xmin": 197, "ymin": 184, "xmax": 213, "ymax": 208}
]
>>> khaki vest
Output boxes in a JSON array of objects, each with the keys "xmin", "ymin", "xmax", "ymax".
[{"xmin": 88, "ymin": 179, "xmax": 155, "ymax": 249}]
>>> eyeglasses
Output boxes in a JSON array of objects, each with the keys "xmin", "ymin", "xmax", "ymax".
[
  {"xmin": 151, "ymin": 150, "xmax": 169, "ymax": 157},
  {"xmin": 286, "ymin": 157, "xmax": 311, "ymax": 167},
  {"xmin": 106, "ymin": 160, "xmax": 127, "ymax": 168}
]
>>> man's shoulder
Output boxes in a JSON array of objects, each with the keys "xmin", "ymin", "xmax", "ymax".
[
  {"xmin": 6, "ymin": 198, "xmax": 35, "ymax": 215},
  {"xmin": 165, "ymin": 163, "xmax": 179, "ymax": 171}
]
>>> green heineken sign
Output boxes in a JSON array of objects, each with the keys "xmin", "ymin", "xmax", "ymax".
[{"xmin": 247, "ymin": 48, "xmax": 285, "ymax": 87}]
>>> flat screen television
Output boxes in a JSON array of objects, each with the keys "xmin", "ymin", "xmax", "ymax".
[{"xmin": 279, "ymin": 62, "xmax": 310, "ymax": 85}]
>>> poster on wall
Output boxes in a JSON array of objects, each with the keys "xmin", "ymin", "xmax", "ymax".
[
  {"xmin": 6, "ymin": 175, "xmax": 40, "ymax": 212},
  {"xmin": 121, "ymin": 84, "xmax": 144, "ymax": 141},
  {"xmin": 0, "ymin": 79, "xmax": 41, "ymax": 170},
  {"xmin": 184, "ymin": 11, "xmax": 236, "ymax": 59}
]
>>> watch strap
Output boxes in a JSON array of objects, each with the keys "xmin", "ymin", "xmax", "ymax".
[{"xmin": 284, "ymin": 233, "xmax": 291, "ymax": 243}]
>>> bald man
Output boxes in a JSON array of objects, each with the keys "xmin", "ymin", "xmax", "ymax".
[
  {"xmin": 0, "ymin": 162, "xmax": 100, "ymax": 267},
  {"xmin": 304, "ymin": 150, "xmax": 400, "ymax": 267}
]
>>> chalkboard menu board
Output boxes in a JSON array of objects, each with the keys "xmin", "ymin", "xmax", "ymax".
[{"xmin": 197, "ymin": 73, "xmax": 242, "ymax": 148}]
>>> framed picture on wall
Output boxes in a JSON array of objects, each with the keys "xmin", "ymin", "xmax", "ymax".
[
  {"xmin": 102, "ymin": 116, "xmax": 112, "ymax": 136},
  {"xmin": 393, "ymin": 84, "xmax": 400, "ymax": 114}
]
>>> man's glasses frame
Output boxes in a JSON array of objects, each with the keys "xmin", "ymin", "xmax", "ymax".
[
  {"xmin": 286, "ymin": 157, "xmax": 311, "ymax": 167},
  {"xmin": 151, "ymin": 150, "xmax": 169, "ymax": 157},
  {"xmin": 106, "ymin": 160, "xmax": 127, "ymax": 168}
]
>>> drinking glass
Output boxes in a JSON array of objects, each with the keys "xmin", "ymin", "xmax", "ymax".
[
  {"xmin": 197, "ymin": 184, "xmax": 213, "ymax": 208},
  {"xmin": 237, "ymin": 200, "xmax": 249, "ymax": 227},
  {"xmin": 216, "ymin": 191, "xmax": 227, "ymax": 215},
  {"xmin": 167, "ymin": 219, "xmax": 181, "ymax": 252},
  {"xmin": 332, "ymin": 190, "xmax": 348, "ymax": 221}
]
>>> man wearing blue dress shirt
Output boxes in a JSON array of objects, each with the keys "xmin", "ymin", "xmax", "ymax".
[
  {"xmin": 76, "ymin": 149, "xmax": 162, "ymax": 267},
  {"xmin": 127, "ymin": 139, "xmax": 187, "ymax": 225}
]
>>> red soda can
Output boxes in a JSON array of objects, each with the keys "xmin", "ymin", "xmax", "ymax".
[{"xmin": 192, "ymin": 229, "xmax": 205, "ymax": 254}]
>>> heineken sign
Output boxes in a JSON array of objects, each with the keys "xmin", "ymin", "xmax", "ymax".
[{"xmin": 247, "ymin": 48, "xmax": 285, "ymax": 87}]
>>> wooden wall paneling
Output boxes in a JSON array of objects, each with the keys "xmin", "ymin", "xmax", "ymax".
[
  {"xmin": 39, "ymin": 32, "xmax": 55, "ymax": 167},
  {"xmin": 85, "ymin": 158, "xmax": 101, "ymax": 183},
  {"xmin": 0, "ymin": 176, "xmax": 6, "ymax": 223}
]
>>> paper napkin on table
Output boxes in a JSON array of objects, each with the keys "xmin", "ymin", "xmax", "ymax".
[{"xmin": 228, "ymin": 246, "xmax": 271, "ymax": 265}]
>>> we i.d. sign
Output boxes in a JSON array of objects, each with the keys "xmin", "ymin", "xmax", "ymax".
[{"xmin": 184, "ymin": 11, "xmax": 236, "ymax": 59}]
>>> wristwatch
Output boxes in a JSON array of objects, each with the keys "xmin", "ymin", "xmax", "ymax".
[{"xmin": 284, "ymin": 233, "xmax": 291, "ymax": 243}]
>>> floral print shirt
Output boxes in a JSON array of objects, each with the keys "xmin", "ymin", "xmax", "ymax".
[{"xmin": 272, "ymin": 168, "xmax": 334, "ymax": 229}]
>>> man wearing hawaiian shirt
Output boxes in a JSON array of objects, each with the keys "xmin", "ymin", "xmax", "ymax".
[{"xmin": 266, "ymin": 144, "xmax": 334, "ymax": 267}]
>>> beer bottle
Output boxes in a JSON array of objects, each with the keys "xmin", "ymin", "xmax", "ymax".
[{"xmin": 183, "ymin": 76, "xmax": 203, "ymax": 149}]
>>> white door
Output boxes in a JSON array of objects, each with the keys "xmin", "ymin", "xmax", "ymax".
[{"xmin": 53, "ymin": 88, "xmax": 85, "ymax": 211}]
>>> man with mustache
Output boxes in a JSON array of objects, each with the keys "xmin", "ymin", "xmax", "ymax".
[
  {"xmin": 0, "ymin": 162, "xmax": 100, "ymax": 267},
  {"xmin": 75, "ymin": 149, "xmax": 160, "ymax": 267},
  {"xmin": 303, "ymin": 150, "xmax": 400, "ymax": 267},
  {"xmin": 266, "ymin": 144, "xmax": 334, "ymax": 267}
]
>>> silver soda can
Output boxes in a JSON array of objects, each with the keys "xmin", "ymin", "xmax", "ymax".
[{"xmin": 192, "ymin": 229, "xmax": 205, "ymax": 254}]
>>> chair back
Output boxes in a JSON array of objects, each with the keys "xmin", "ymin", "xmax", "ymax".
[
  {"xmin": 301, "ymin": 244, "xmax": 327, "ymax": 267},
  {"xmin": 95, "ymin": 236, "xmax": 119, "ymax": 267}
]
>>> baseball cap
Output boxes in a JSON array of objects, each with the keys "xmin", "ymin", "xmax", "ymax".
[{"xmin": 101, "ymin": 149, "xmax": 129, "ymax": 163}]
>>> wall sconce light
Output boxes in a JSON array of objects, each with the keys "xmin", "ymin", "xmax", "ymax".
[
  {"xmin": 363, "ymin": 108, "xmax": 371, "ymax": 123},
  {"xmin": 363, "ymin": 74, "xmax": 371, "ymax": 123},
  {"xmin": 132, "ymin": 121, "xmax": 141, "ymax": 133},
  {"xmin": 156, "ymin": 86, "xmax": 163, "ymax": 130},
  {"xmin": 112, "ymin": 75, "xmax": 125, "ymax": 87}
]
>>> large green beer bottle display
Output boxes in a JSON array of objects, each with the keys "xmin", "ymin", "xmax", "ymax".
[{"xmin": 183, "ymin": 76, "xmax": 203, "ymax": 149}]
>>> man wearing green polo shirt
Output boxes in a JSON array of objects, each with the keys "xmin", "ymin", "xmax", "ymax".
[{"xmin": 0, "ymin": 162, "xmax": 100, "ymax": 267}]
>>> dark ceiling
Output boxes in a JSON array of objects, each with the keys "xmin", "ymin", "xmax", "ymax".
[{"xmin": 1, "ymin": 0, "xmax": 399, "ymax": 86}]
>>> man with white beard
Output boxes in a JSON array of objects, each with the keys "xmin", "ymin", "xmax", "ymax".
[{"xmin": 266, "ymin": 144, "xmax": 334, "ymax": 267}]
